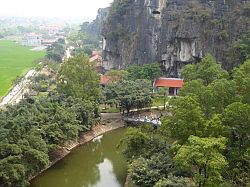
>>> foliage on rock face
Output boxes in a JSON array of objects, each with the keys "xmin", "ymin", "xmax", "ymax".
[
  {"xmin": 103, "ymin": 79, "xmax": 152, "ymax": 114},
  {"xmin": 109, "ymin": 0, "xmax": 134, "ymax": 21},
  {"xmin": 57, "ymin": 54, "xmax": 100, "ymax": 102},
  {"xmin": 223, "ymin": 31, "xmax": 250, "ymax": 71}
]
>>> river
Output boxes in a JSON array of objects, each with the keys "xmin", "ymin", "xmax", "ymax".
[{"xmin": 30, "ymin": 128, "xmax": 127, "ymax": 187}]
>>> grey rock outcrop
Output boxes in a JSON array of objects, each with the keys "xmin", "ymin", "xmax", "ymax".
[{"xmin": 102, "ymin": 0, "xmax": 250, "ymax": 77}]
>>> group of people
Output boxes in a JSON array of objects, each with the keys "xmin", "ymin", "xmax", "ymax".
[{"xmin": 131, "ymin": 114, "xmax": 162, "ymax": 126}]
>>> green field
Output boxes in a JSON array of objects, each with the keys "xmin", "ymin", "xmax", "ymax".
[{"xmin": 0, "ymin": 40, "xmax": 45, "ymax": 97}]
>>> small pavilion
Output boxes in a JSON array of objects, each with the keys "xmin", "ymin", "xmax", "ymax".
[{"xmin": 153, "ymin": 78, "xmax": 184, "ymax": 96}]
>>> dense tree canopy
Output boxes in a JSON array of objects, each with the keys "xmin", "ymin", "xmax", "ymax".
[
  {"xmin": 175, "ymin": 136, "xmax": 228, "ymax": 187},
  {"xmin": 121, "ymin": 57, "xmax": 250, "ymax": 186},
  {"xmin": 0, "ymin": 94, "xmax": 99, "ymax": 186},
  {"xmin": 57, "ymin": 54, "xmax": 100, "ymax": 102},
  {"xmin": 166, "ymin": 95, "xmax": 206, "ymax": 143},
  {"xmin": 46, "ymin": 39, "xmax": 66, "ymax": 63},
  {"xmin": 0, "ymin": 55, "xmax": 100, "ymax": 186},
  {"xmin": 181, "ymin": 54, "xmax": 228, "ymax": 85},
  {"xmin": 103, "ymin": 79, "xmax": 153, "ymax": 114},
  {"xmin": 127, "ymin": 63, "xmax": 161, "ymax": 82}
]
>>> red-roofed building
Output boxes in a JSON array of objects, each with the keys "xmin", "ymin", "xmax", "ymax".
[
  {"xmin": 100, "ymin": 75, "xmax": 112, "ymax": 86},
  {"xmin": 153, "ymin": 78, "xmax": 184, "ymax": 96},
  {"xmin": 90, "ymin": 54, "xmax": 103, "ymax": 68},
  {"xmin": 92, "ymin": 50, "xmax": 100, "ymax": 56}
]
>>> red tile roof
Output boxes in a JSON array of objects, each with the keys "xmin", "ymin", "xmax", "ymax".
[
  {"xmin": 92, "ymin": 50, "xmax": 100, "ymax": 56},
  {"xmin": 89, "ymin": 54, "xmax": 102, "ymax": 62},
  {"xmin": 154, "ymin": 78, "xmax": 184, "ymax": 88},
  {"xmin": 100, "ymin": 75, "xmax": 112, "ymax": 85}
]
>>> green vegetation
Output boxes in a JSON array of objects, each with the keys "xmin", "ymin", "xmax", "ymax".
[
  {"xmin": 103, "ymin": 79, "xmax": 152, "ymax": 114},
  {"xmin": 223, "ymin": 31, "xmax": 250, "ymax": 70},
  {"xmin": 101, "ymin": 107, "xmax": 120, "ymax": 113},
  {"xmin": 152, "ymin": 95, "xmax": 168, "ymax": 107},
  {"xmin": 45, "ymin": 39, "xmax": 65, "ymax": 63},
  {"xmin": 0, "ymin": 40, "xmax": 45, "ymax": 97},
  {"xmin": 175, "ymin": 136, "xmax": 228, "ymax": 186},
  {"xmin": 127, "ymin": 62, "xmax": 161, "ymax": 82},
  {"xmin": 105, "ymin": 69, "xmax": 128, "ymax": 80},
  {"xmin": 101, "ymin": 64, "xmax": 162, "ymax": 113},
  {"xmin": 109, "ymin": 0, "xmax": 134, "ymax": 21},
  {"xmin": 120, "ymin": 55, "xmax": 250, "ymax": 186},
  {"xmin": 0, "ymin": 55, "xmax": 100, "ymax": 186},
  {"xmin": 68, "ymin": 23, "xmax": 100, "ymax": 57},
  {"xmin": 181, "ymin": 54, "xmax": 228, "ymax": 85},
  {"xmin": 57, "ymin": 54, "xmax": 100, "ymax": 101}
]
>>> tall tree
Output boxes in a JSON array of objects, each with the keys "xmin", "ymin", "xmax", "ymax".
[
  {"xmin": 166, "ymin": 96, "xmax": 206, "ymax": 144},
  {"xmin": 222, "ymin": 102, "xmax": 250, "ymax": 184},
  {"xmin": 175, "ymin": 136, "xmax": 228, "ymax": 187},
  {"xmin": 57, "ymin": 54, "xmax": 100, "ymax": 102},
  {"xmin": 181, "ymin": 54, "xmax": 228, "ymax": 85},
  {"xmin": 104, "ymin": 79, "xmax": 152, "ymax": 114},
  {"xmin": 127, "ymin": 63, "xmax": 161, "ymax": 81},
  {"xmin": 46, "ymin": 39, "xmax": 65, "ymax": 63},
  {"xmin": 233, "ymin": 59, "xmax": 250, "ymax": 104}
]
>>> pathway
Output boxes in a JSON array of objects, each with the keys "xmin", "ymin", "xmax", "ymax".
[
  {"xmin": 123, "ymin": 116, "xmax": 162, "ymax": 126},
  {"xmin": 0, "ymin": 69, "xmax": 37, "ymax": 108}
]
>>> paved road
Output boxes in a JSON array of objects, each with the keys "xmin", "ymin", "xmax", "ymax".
[{"xmin": 0, "ymin": 69, "xmax": 37, "ymax": 108}]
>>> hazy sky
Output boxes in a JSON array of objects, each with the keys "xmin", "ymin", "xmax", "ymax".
[{"xmin": 0, "ymin": 0, "xmax": 113, "ymax": 21}]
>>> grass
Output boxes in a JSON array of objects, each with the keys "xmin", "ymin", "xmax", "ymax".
[
  {"xmin": 100, "ymin": 105, "xmax": 120, "ymax": 113},
  {"xmin": 101, "ymin": 108, "xmax": 120, "ymax": 113},
  {"xmin": 152, "ymin": 95, "xmax": 169, "ymax": 107},
  {"xmin": 0, "ymin": 40, "xmax": 45, "ymax": 97}
]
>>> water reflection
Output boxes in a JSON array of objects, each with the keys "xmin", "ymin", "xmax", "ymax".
[{"xmin": 30, "ymin": 128, "xmax": 127, "ymax": 187}]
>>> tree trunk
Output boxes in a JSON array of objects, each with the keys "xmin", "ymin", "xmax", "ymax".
[
  {"xmin": 199, "ymin": 167, "xmax": 202, "ymax": 187},
  {"xmin": 164, "ymin": 92, "xmax": 166, "ymax": 110},
  {"xmin": 127, "ymin": 109, "xmax": 130, "ymax": 116},
  {"xmin": 203, "ymin": 166, "xmax": 207, "ymax": 187}
]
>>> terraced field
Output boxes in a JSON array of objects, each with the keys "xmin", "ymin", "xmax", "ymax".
[{"xmin": 0, "ymin": 40, "xmax": 45, "ymax": 97}]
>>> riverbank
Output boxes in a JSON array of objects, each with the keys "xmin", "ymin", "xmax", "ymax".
[
  {"xmin": 29, "ymin": 110, "xmax": 166, "ymax": 183},
  {"xmin": 29, "ymin": 113, "xmax": 124, "ymax": 181}
]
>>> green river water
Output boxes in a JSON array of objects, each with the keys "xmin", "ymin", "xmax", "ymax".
[{"xmin": 30, "ymin": 128, "xmax": 127, "ymax": 187}]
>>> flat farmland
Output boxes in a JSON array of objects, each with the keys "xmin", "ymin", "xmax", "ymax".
[{"xmin": 0, "ymin": 40, "xmax": 45, "ymax": 97}]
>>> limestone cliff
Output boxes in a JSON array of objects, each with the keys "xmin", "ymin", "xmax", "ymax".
[
  {"xmin": 80, "ymin": 7, "xmax": 110, "ymax": 47},
  {"xmin": 102, "ymin": 0, "xmax": 250, "ymax": 77}
]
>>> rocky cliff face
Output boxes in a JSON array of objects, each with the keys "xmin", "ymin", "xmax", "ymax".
[
  {"xmin": 102, "ymin": 0, "xmax": 250, "ymax": 77},
  {"xmin": 80, "ymin": 7, "xmax": 110, "ymax": 45},
  {"xmin": 88, "ymin": 8, "xmax": 110, "ymax": 38}
]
